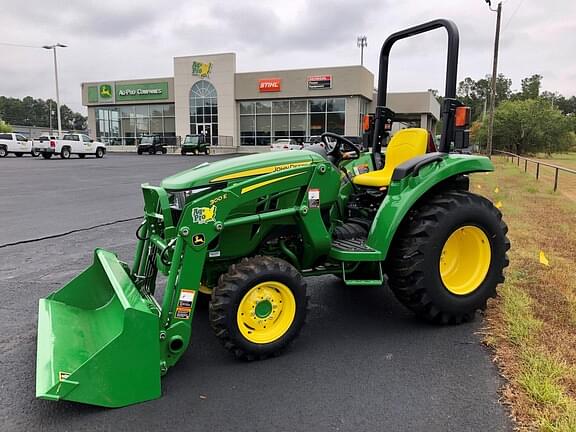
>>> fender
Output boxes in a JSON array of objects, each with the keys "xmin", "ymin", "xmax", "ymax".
[{"xmin": 366, "ymin": 154, "xmax": 494, "ymax": 259}]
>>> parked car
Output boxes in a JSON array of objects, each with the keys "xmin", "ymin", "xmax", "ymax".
[
  {"xmin": 33, "ymin": 133, "xmax": 106, "ymax": 159},
  {"xmin": 0, "ymin": 133, "xmax": 38, "ymax": 157},
  {"xmin": 270, "ymin": 138, "xmax": 302, "ymax": 151},
  {"xmin": 181, "ymin": 134, "xmax": 210, "ymax": 155},
  {"xmin": 137, "ymin": 135, "xmax": 166, "ymax": 155}
]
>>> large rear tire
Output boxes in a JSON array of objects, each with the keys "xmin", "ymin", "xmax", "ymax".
[
  {"xmin": 210, "ymin": 256, "xmax": 307, "ymax": 360},
  {"xmin": 387, "ymin": 190, "xmax": 510, "ymax": 324}
]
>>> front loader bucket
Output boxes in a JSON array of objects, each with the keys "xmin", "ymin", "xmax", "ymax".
[{"xmin": 36, "ymin": 249, "xmax": 161, "ymax": 408}]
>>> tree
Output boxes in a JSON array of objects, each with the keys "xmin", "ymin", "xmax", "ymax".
[
  {"xmin": 476, "ymin": 99, "xmax": 575, "ymax": 155},
  {"xmin": 0, "ymin": 96, "xmax": 87, "ymax": 130},
  {"xmin": 520, "ymin": 74, "xmax": 542, "ymax": 100},
  {"xmin": 0, "ymin": 119, "xmax": 12, "ymax": 133}
]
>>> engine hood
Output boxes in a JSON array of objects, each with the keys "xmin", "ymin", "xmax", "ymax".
[{"xmin": 161, "ymin": 150, "xmax": 325, "ymax": 190}]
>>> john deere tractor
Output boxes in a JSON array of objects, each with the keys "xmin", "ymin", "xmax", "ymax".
[{"xmin": 36, "ymin": 19, "xmax": 509, "ymax": 407}]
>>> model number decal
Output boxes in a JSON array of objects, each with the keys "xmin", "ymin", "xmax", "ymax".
[{"xmin": 209, "ymin": 193, "xmax": 227, "ymax": 206}]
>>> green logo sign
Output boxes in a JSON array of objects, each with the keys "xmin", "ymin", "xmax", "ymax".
[
  {"xmin": 115, "ymin": 82, "xmax": 169, "ymax": 101},
  {"xmin": 192, "ymin": 61, "xmax": 213, "ymax": 78},
  {"xmin": 99, "ymin": 84, "xmax": 113, "ymax": 99}
]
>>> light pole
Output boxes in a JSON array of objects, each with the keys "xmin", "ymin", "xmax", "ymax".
[
  {"xmin": 43, "ymin": 43, "xmax": 67, "ymax": 137},
  {"xmin": 357, "ymin": 35, "xmax": 367, "ymax": 66},
  {"xmin": 485, "ymin": 1, "xmax": 502, "ymax": 157}
]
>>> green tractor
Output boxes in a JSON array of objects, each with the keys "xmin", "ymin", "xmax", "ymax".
[{"xmin": 36, "ymin": 19, "xmax": 509, "ymax": 408}]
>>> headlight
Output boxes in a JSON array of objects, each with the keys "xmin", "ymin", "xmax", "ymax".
[{"xmin": 169, "ymin": 187, "xmax": 212, "ymax": 210}]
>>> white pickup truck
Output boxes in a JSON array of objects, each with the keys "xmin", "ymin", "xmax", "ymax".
[
  {"xmin": 0, "ymin": 133, "xmax": 39, "ymax": 157},
  {"xmin": 34, "ymin": 133, "xmax": 107, "ymax": 159}
]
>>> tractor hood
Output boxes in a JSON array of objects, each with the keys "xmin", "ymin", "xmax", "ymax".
[{"xmin": 161, "ymin": 151, "xmax": 325, "ymax": 190}]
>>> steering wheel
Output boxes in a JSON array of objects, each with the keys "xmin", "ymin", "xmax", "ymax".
[{"xmin": 320, "ymin": 132, "xmax": 361, "ymax": 161}]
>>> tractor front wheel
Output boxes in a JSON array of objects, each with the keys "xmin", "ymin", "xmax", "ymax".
[
  {"xmin": 387, "ymin": 190, "xmax": 510, "ymax": 324},
  {"xmin": 210, "ymin": 256, "xmax": 308, "ymax": 360}
]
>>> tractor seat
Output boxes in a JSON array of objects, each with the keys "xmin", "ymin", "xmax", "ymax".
[{"xmin": 353, "ymin": 128, "xmax": 429, "ymax": 188}]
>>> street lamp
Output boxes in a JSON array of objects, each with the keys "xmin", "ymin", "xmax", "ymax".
[
  {"xmin": 43, "ymin": 43, "xmax": 67, "ymax": 136},
  {"xmin": 357, "ymin": 35, "xmax": 367, "ymax": 66},
  {"xmin": 485, "ymin": 0, "xmax": 502, "ymax": 157}
]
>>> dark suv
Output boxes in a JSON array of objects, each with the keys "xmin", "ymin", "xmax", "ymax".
[{"xmin": 137, "ymin": 135, "xmax": 166, "ymax": 155}]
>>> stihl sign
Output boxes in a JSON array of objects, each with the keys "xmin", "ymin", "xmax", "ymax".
[{"xmin": 259, "ymin": 78, "xmax": 281, "ymax": 92}]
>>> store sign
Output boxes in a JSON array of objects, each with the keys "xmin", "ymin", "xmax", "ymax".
[
  {"xmin": 259, "ymin": 78, "xmax": 281, "ymax": 92},
  {"xmin": 99, "ymin": 84, "xmax": 113, "ymax": 98},
  {"xmin": 192, "ymin": 61, "xmax": 213, "ymax": 78},
  {"xmin": 307, "ymin": 75, "xmax": 332, "ymax": 89},
  {"xmin": 115, "ymin": 82, "xmax": 169, "ymax": 101}
]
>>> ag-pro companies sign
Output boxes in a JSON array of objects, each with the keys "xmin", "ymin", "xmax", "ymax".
[{"xmin": 115, "ymin": 82, "xmax": 169, "ymax": 101}]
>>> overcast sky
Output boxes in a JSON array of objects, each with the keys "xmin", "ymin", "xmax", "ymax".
[{"xmin": 1, "ymin": 0, "xmax": 575, "ymax": 113}]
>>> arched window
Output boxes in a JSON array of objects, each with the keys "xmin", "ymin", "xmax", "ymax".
[{"xmin": 189, "ymin": 81, "xmax": 218, "ymax": 145}]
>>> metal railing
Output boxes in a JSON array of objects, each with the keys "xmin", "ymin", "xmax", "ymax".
[{"xmin": 495, "ymin": 150, "xmax": 576, "ymax": 191}]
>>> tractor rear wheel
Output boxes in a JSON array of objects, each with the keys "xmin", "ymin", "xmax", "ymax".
[
  {"xmin": 210, "ymin": 256, "xmax": 307, "ymax": 360},
  {"xmin": 387, "ymin": 190, "xmax": 509, "ymax": 324}
]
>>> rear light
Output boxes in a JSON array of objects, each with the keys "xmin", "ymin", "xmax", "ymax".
[
  {"xmin": 283, "ymin": 145, "xmax": 289, "ymax": 149},
  {"xmin": 50, "ymin": 140, "xmax": 56, "ymax": 148},
  {"xmin": 363, "ymin": 114, "xmax": 371, "ymax": 132},
  {"xmin": 455, "ymin": 106, "xmax": 471, "ymax": 128}
]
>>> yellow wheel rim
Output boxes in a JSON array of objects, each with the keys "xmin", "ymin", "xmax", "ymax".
[
  {"xmin": 439, "ymin": 225, "xmax": 492, "ymax": 296},
  {"xmin": 237, "ymin": 281, "xmax": 296, "ymax": 344}
]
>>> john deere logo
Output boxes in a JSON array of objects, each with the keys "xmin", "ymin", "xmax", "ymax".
[
  {"xmin": 99, "ymin": 84, "xmax": 113, "ymax": 99},
  {"xmin": 192, "ymin": 61, "xmax": 213, "ymax": 78}
]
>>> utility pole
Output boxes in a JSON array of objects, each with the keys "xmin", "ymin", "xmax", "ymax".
[
  {"xmin": 357, "ymin": 35, "xmax": 367, "ymax": 66},
  {"xmin": 486, "ymin": 0, "xmax": 502, "ymax": 158},
  {"xmin": 43, "ymin": 43, "xmax": 67, "ymax": 137}
]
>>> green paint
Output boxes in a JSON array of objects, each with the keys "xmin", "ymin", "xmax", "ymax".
[
  {"xmin": 116, "ymin": 82, "xmax": 169, "ymax": 101},
  {"xmin": 255, "ymin": 300, "xmax": 272, "ymax": 318},
  {"xmin": 36, "ymin": 141, "xmax": 494, "ymax": 408},
  {"xmin": 87, "ymin": 86, "xmax": 98, "ymax": 103}
]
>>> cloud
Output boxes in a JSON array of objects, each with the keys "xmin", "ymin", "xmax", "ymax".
[{"xmin": 0, "ymin": 0, "xmax": 574, "ymax": 114}]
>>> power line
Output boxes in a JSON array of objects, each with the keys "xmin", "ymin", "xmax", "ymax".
[
  {"xmin": 503, "ymin": 0, "xmax": 526, "ymax": 31},
  {"xmin": 0, "ymin": 42, "xmax": 43, "ymax": 49}
]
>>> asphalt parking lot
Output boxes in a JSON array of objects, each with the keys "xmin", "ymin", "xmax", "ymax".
[{"xmin": 0, "ymin": 153, "xmax": 511, "ymax": 431}]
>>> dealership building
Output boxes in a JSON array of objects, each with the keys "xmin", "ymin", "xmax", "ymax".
[{"xmin": 81, "ymin": 53, "xmax": 439, "ymax": 153}]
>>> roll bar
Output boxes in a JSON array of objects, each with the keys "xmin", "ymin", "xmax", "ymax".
[{"xmin": 372, "ymin": 19, "xmax": 460, "ymax": 155}]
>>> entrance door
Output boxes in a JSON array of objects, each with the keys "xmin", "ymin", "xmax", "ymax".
[{"xmin": 196, "ymin": 124, "xmax": 211, "ymax": 145}]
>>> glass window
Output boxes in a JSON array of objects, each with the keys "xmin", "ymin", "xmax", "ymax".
[
  {"xmin": 240, "ymin": 116, "xmax": 255, "ymax": 136},
  {"xmin": 272, "ymin": 100, "xmax": 289, "ymax": 114},
  {"xmin": 309, "ymin": 99, "xmax": 326, "ymax": 113},
  {"xmin": 255, "ymin": 100, "xmax": 271, "ymax": 114},
  {"xmin": 239, "ymin": 102, "xmax": 254, "ymax": 115},
  {"xmin": 163, "ymin": 104, "xmax": 175, "ymax": 116},
  {"xmin": 16, "ymin": 134, "xmax": 27, "ymax": 141},
  {"xmin": 256, "ymin": 115, "xmax": 271, "ymax": 136},
  {"xmin": 136, "ymin": 118, "xmax": 149, "ymax": 135},
  {"xmin": 272, "ymin": 115, "xmax": 289, "ymax": 137},
  {"xmin": 135, "ymin": 105, "xmax": 149, "ymax": 117},
  {"xmin": 150, "ymin": 117, "xmax": 163, "ymax": 134},
  {"xmin": 189, "ymin": 81, "xmax": 218, "ymax": 144},
  {"xmin": 164, "ymin": 117, "xmax": 175, "ymax": 133},
  {"xmin": 290, "ymin": 114, "xmax": 306, "ymax": 137},
  {"xmin": 150, "ymin": 105, "xmax": 163, "ymax": 117},
  {"xmin": 82, "ymin": 135, "xmax": 91, "ymax": 142},
  {"xmin": 327, "ymin": 112, "xmax": 345, "ymax": 135},
  {"xmin": 121, "ymin": 118, "xmax": 135, "ymax": 137},
  {"xmin": 309, "ymin": 113, "xmax": 325, "ymax": 135},
  {"xmin": 327, "ymin": 98, "xmax": 345, "ymax": 112},
  {"xmin": 119, "ymin": 105, "xmax": 135, "ymax": 118},
  {"xmin": 290, "ymin": 100, "xmax": 307, "ymax": 113},
  {"xmin": 0, "ymin": 133, "xmax": 11, "ymax": 140}
]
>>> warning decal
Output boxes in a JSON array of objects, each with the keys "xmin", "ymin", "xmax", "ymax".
[
  {"xmin": 308, "ymin": 188, "xmax": 320, "ymax": 208},
  {"xmin": 178, "ymin": 289, "xmax": 196, "ymax": 309},
  {"xmin": 175, "ymin": 307, "xmax": 191, "ymax": 320}
]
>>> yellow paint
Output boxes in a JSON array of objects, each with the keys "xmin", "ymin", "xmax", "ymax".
[
  {"xmin": 440, "ymin": 226, "xmax": 492, "ymax": 295},
  {"xmin": 199, "ymin": 284, "xmax": 212, "ymax": 295},
  {"xmin": 495, "ymin": 201, "xmax": 503, "ymax": 209},
  {"xmin": 477, "ymin": 184, "xmax": 482, "ymax": 189},
  {"xmin": 353, "ymin": 128, "xmax": 429, "ymax": 187},
  {"xmin": 210, "ymin": 161, "xmax": 311, "ymax": 183},
  {"xmin": 236, "ymin": 281, "xmax": 296, "ymax": 344},
  {"xmin": 539, "ymin": 251, "xmax": 550, "ymax": 266},
  {"xmin": 494, "ymin": 187, "xmax": 500, "ymax": 193},
  {"xmin": 241, "ymin": 172, "xmax": 305, "ymax": 194}
]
